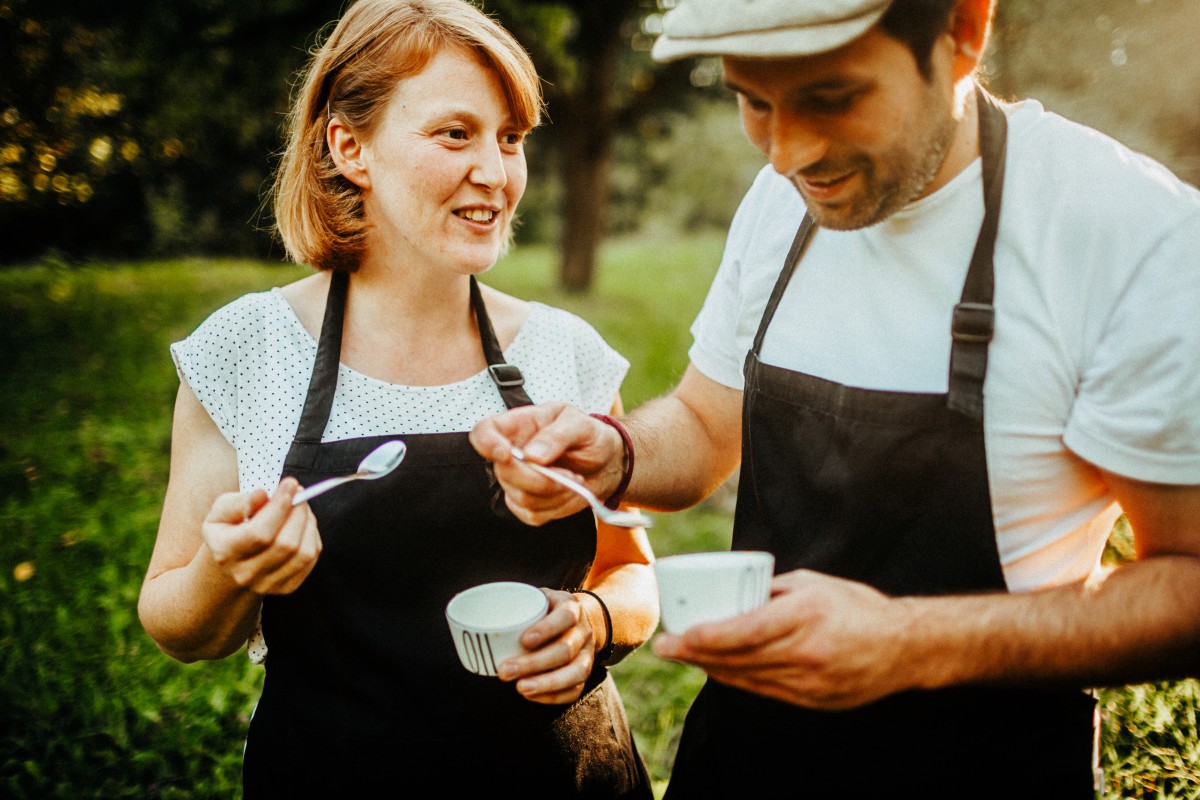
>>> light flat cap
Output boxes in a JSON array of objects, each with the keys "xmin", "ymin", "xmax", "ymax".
[{"xmin": 651, "ymin": 0, "xmax": 894, "ymax": 62}]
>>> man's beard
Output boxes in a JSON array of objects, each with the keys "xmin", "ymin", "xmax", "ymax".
[{"xmin": 795, "ymin": 97, "xmax": 958, "ymax": 231}]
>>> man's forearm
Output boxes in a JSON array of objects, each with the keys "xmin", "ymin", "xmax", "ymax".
[
  {"xmin": 620, "ymin": 367, "xmax": 744, "ymax": 512},
  {"xmin": 903, "ymin": 556, "xmax": 1200, "ymax": 691}
]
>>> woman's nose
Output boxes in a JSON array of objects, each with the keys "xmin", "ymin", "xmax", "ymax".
[{"xmin": 470, "ymin": 140, "xmax": 507, "ymax": 190}]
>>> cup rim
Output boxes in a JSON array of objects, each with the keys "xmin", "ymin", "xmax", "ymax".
[
  {"xmin": 445, "ymin": 581, "xmax": 548, "ymax": 632},
  {"xmin": 654, "ymin": 550, "xmax": 774, "ymax": 570}
]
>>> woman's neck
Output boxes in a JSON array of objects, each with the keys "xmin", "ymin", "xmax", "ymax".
[{"xmin": 343, "ymin": 263, "xmax": 485, "ymax": 386}]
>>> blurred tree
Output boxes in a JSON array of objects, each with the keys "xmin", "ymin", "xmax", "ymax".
[
  {"xmin": 1, "ymin": 0, "xmax": 721, "ymax": 285},
  {"xmin": 485, "ymin": 0, "xmax": 715, "ymax": 291},
  {"xmin": 0, "ymin": 0, "xmax": 340, "ymax": 263},
  {"xmin": 0, "ymin": 1, "xmax": 142, "ymax": 259},
  {"xmin": 986, "ymin": 0, "xmax": 1038, "ymax": 98}
]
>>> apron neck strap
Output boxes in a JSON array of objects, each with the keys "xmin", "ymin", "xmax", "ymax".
[
  {"xmin": 292, "ymin": 272, "xmax": 533, "ymax": 446},
  {"xmin": 471, "ymin": 275, "xmax": 534, "ymax": 409},
  {"xmin": 750, "ymin": 83, "xmax": 1009, "ymax": 421},
  {"xmin": 751, "ymin": 214, "xmax": 815, "ymax": 357},
  {"xmin": 293, "ymin": 269, "xmax": 349, "ymax": 445},
  {"xmin": 947, "ymin": 85, "xmax": 1008, "ymax": 420}
]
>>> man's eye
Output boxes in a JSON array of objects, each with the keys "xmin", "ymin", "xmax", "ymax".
[
  {"xmin": 807, "ymin": 94, "xmax": 855, "ymax": 113},
  {"xmin": 743, "ymin": 96, "xmax": 770, "ymax": 113},
  {"xmin": 446, "ymin": 128, "xmax": 468, "ymax": 140}
]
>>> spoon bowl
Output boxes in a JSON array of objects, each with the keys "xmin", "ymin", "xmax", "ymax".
[
  {"xmin": 292, "ymin": 439, "xmax": 407, "ymax": 505},
  {"xmin": 510, "ymin": 447, "xmax": 652, "ymax": 529}
]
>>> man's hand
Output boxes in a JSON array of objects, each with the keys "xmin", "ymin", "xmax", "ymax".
[
  {"xmin": 652, "ymin": 569, "xmax": 920, "ymax": 710},
  {"xmin": 470, "ymin": 402, "xmax": 626, "ymax": 526}
]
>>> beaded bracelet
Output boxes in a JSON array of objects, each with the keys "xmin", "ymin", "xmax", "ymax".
[
  {"xmin": 576, "ymin": 588, "xmax": 615, "ymax": 665},
  {"xmin": 589, "ymin": 413, "xmax": 634, "ymax": 510}
]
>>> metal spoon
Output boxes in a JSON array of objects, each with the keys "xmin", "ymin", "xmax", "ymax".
[
  {"xmin": 292, "ymin": 439, "xmax": 407, "ymax": 505},
  {"xmin": 509, "ymin": 446, "xmax": 652, "ymax": 528}
]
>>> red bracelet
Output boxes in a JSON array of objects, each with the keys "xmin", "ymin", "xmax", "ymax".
[{"xmin": 589, "ymin": 413, "xmax": 634, "ymax": 510}]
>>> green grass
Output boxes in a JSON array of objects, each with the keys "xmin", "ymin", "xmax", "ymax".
[{"xmin": 1, "ymin": 242, "xmax": 1197, "ymax": 799}]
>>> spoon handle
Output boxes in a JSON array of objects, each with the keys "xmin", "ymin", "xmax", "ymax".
[
  {"xmin": 292, "ymin": 474, "xmax": 357, "ymax": 506},
  {"xmin": 511, "ymin": 448, "xmax": 605, "ymax": 508}
]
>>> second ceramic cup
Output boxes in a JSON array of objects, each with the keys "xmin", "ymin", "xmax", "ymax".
[{"xmin": 653, "ymin": 550, "xmax": 775, "ymax": 634}]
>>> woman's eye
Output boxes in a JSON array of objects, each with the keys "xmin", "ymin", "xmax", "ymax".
[
  {"xmin": 502, "ymin": 132, "xmax": 525, "ymax": 145},
  {"xmin": 445, "ymin": 128, "xmax": 469, "ymax": 141}
]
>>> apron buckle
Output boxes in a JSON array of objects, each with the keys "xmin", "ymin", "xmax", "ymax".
[
  {"xmin": 952, "ymin": 302, "xmax": 995, "ymax": 344},
  {"xmin": 488, "ymin": 363, "xmax": 526, "ymax": 388}
]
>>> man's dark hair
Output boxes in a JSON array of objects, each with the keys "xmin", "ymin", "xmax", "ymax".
[{"xmin": 879, "ymin": 0, "xmax": 958, "ymax": 79}]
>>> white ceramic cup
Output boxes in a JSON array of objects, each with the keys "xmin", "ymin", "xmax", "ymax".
[
  {"xmin": 653, "ymin": 550, "xmax": 775, "ymax": 634},
  {"xmin": 445, "ymin": 581, "xmax": 549, "ymax": 677}
]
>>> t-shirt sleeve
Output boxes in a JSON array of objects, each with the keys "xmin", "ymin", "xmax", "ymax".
[
  {"xmin": 169, "ymin": 295, "xmax": 263, "ymax": 447},
  {"xmin": 688, "ymin": 166, "xmax": 781, "ymax": 390},
  {"xmin": 1064, "ymin": 209, "xmax": 1200, "ymax": 484},
  {"xmin": 688, "ymin": 246, "xmax": 750, "ymax": 390}
]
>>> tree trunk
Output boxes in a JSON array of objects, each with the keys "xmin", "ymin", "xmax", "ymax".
[
  {"xmin": 555, "ymin": 13, "xmax": 623, "ymax": 292},
  {"xmin": 557, "ymin": 100, "xmax": 614, "ymax": 291}
]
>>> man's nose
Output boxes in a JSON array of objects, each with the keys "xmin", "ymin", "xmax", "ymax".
[{"xmin": 768, "ymin": 112, "xmax": 830, "ymax": 178}]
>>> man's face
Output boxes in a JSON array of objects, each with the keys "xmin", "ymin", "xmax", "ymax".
[{"xmin": 723, "ymin": 25, "xmax": 961, "ymax": 230}]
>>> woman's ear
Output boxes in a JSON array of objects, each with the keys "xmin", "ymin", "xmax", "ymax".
[
  {"xmin": 949, "ymin": 0, "xmax": 994, "ymax": 81},
  {"xmin": 327, "ymin": 117, "xmax": 371, "ymax": 189}
]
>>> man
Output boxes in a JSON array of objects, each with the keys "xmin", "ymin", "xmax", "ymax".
[{"xmin": 470, "ymin": 0, "xmax": 1200, "ymax": 795}]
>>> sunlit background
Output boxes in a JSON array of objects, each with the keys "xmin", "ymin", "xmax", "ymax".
[{"xmin": 2, "ymin": 1, "xmax": 1198, "ymax": 797}]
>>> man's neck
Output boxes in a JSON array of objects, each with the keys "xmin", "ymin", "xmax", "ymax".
[{"xmin": 927, "ymin": 79, "xmax": 983, "ymax": 197}]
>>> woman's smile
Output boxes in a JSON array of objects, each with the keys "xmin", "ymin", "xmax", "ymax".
[{"xmin": 454, "ymin": 205, "xmax": 501, "ymax": 226}]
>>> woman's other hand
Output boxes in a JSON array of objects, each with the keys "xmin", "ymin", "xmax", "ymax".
[{"xmin": 497, "ymin": 589, "xmax": 597, "ymax": 705}]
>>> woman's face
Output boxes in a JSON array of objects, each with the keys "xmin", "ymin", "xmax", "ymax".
[{"xmin": 352, "ymin": 46, "xmax": 529, "ymax": 277}]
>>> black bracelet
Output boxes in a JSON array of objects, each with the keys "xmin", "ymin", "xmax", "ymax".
[
  {"xmin": 576, "ymin": 589, "xmax": 614, "ymax": 665},
  {"xmin": 589, "ymin": 413, "xmax": 633, "ymax": 510}
]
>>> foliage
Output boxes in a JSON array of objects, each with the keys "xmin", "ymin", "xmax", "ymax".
[
  {"xmin": 1101, "ymin": 680, "xmax": 1200, "ymax": 799},
  {"xmin": 1, "ymin": 250, "xmax": 1198, "ymax": 799},
  {"xmin": 0, "ymin": 0, "xmax": 143, "ymax": 257},
  {"xmin": 483, "ymin": 0, "xmax": 725, "ymax": 289},
  {"xmin": 0, "ymin": 0, "xmax": 344, "ymax": 263},
  {"xmin": 0, "ymin": 0, "xmax": 748, "ymax": 288},
  {"xmin": 0, "ymin": 258, "xmax": 305, "ymax": 798}
]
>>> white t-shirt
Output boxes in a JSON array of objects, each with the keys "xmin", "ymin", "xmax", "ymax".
[
  {"xmin": 172, "ymin": 287, "xmax": 630, "ymax": 493},
  {"xmin": 689, "ymin": 97, "xmax": 1200, "ymax": 593}
]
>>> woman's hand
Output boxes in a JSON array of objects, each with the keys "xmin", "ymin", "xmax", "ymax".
[
  {"xmin": 497, "ymin": 589, "xmax": 597, "ymax": 705},
  {"xmin": 202, "ymin": 477, "xmax": 323, "ymax": 595}
]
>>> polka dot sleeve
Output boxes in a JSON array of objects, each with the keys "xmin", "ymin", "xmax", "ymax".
[
  {"xmin": 522, "ymin": 304, "xmax": 629, "ymax": 413},
  {"xmin": 169, "ymin": 292, "xmax": 279, "ymax": 447}
]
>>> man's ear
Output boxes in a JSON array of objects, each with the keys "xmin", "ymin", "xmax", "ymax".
[
  {"xmin": 327, "ymin": 117, "xmax": 371, "ymax": 190},
  {"xmin": 949, "ymin": 0, "xmax": 994, "ymax": 80}
]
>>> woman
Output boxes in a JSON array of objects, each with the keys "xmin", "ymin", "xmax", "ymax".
[{"xmin": 137, "ymin": 1, "xmax": 658, "ymax": 796}]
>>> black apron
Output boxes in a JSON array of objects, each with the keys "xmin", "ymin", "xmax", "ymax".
[
  {"xmin": 666, "ymin": 89, "xmax": 1099, "ymax": 798},
  {"xmin": 242, "ymin": 271, "xmax": 652, "ymax": 799}
]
